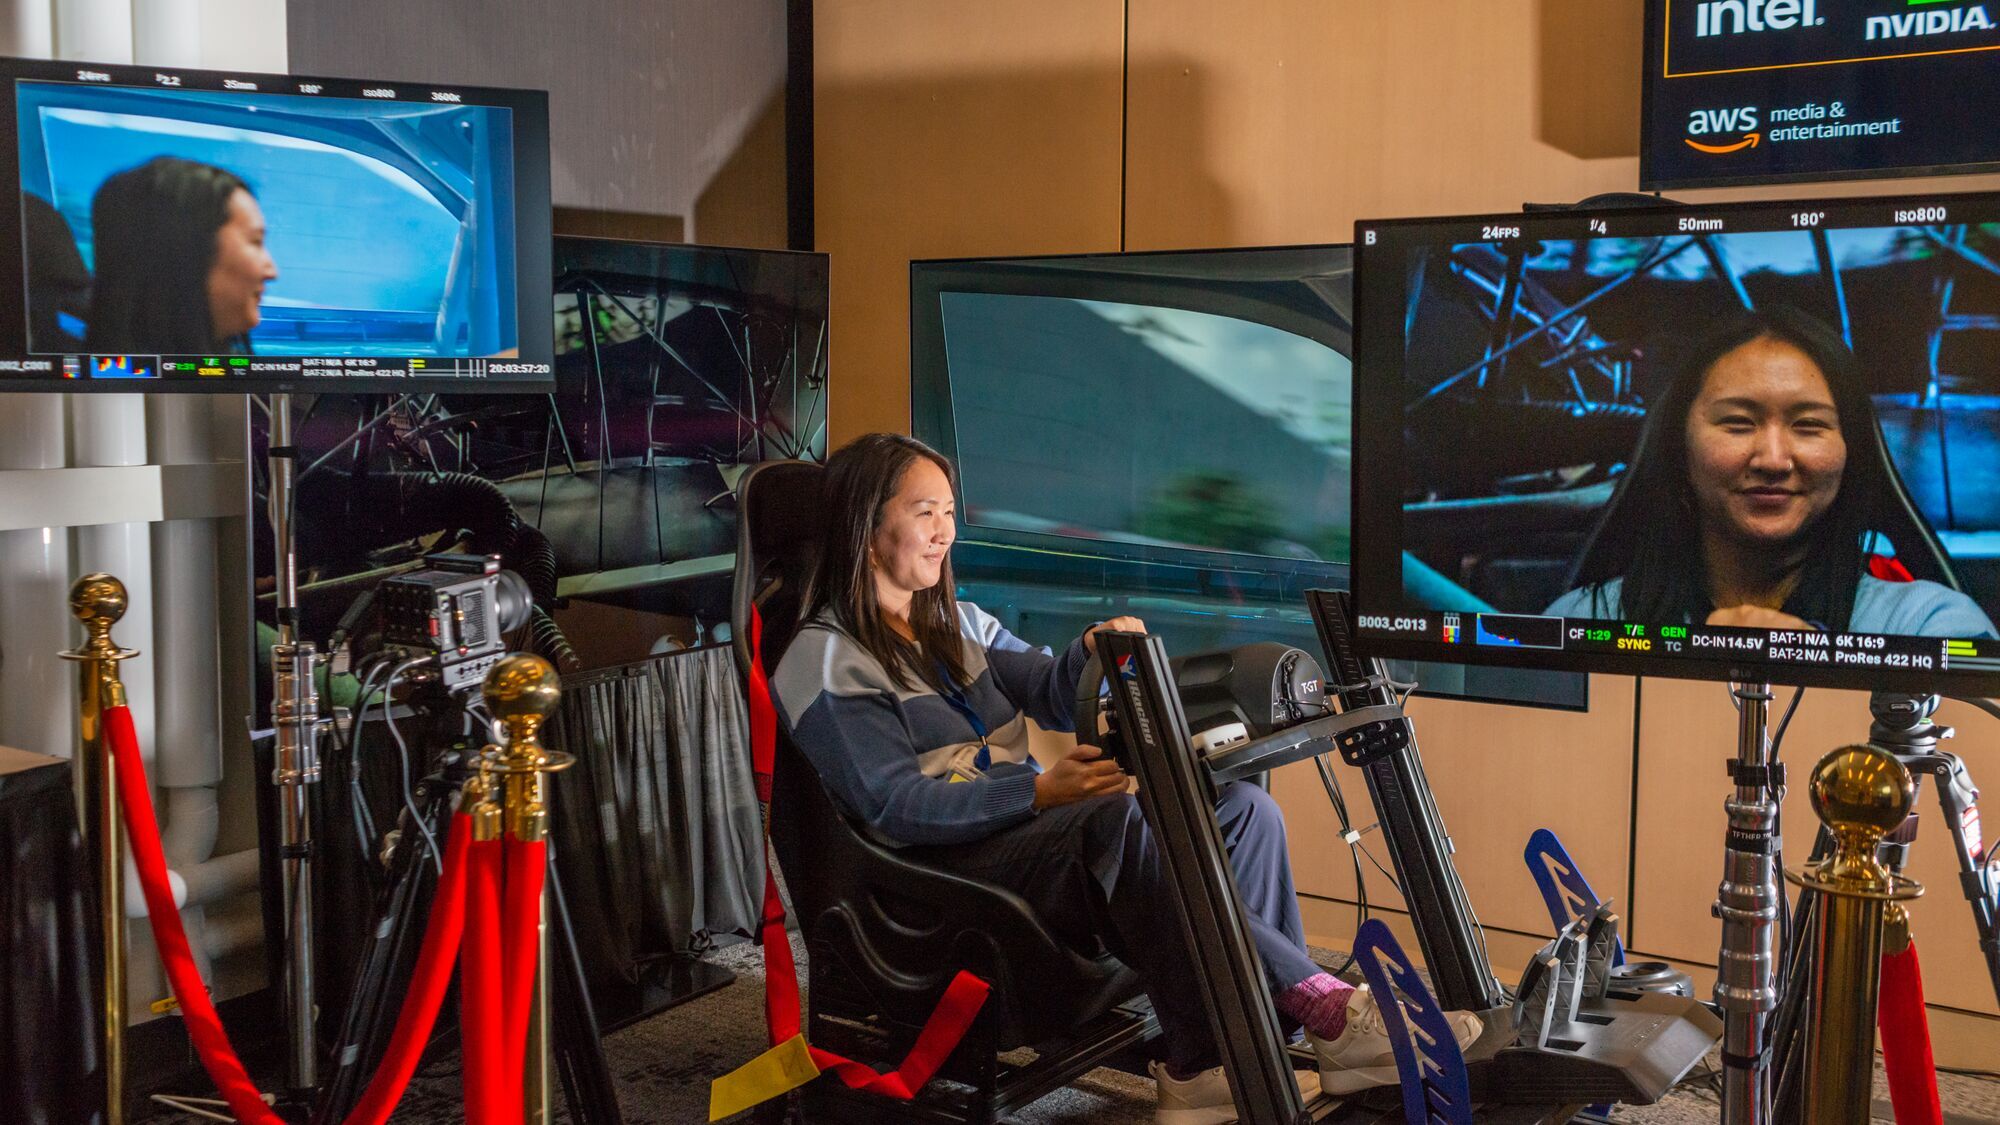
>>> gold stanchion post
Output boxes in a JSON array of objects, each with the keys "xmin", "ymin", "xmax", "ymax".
[
  {"xmin": 1784, "ymin": 744, "xmax": 1924, "ymax": 1125},
  {"xmin": 60, "ymin": 573, "xmax": 138, "ymax": 1125},
  {"xmin": 482, "ymin": 653, "xmax": 572, "ymax": 1125}
]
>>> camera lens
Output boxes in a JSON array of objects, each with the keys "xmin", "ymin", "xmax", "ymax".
[{"xmin": 492, "ymin": 569, "xmax": 533, "ymax": 633}]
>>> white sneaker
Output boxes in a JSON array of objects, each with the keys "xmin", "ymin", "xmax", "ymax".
[
  {"xmin": 1306, "ymin": 985, "xmax": 1484, "ymax": 1095},
  {"xmin": 1148, "ymin": 1059, "xmax": 1324, "ymax": 1124}
]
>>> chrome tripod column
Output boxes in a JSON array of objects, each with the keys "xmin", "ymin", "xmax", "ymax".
[
  {"xmin": 1785, "ymin": 745, "xmax": 1923, "ymax": 1125},
  {"xmin": 61, "ymin": 574, "xmax": 138, "ymax": 1125},
  {"xmin": 482, "ymin": 654, "xmax": 573, "ymax": 1124},
  {"xmin": 1715, "ymin": 683, "xmax": 1782, "ymax": 1125},
  {"xmin": 267, "ymin": 393, "xmax": 326, "ymax": 1091}
]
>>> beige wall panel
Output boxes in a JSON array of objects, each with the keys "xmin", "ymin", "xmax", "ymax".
[
  {"xmin": 1635, "ymin": 679, "xmax": 2000, "ymax": 1018},
  {"xmin": 1122, "ymin": 0, "xmax": 1647, "ymax": 250},
  {"xmin": 815, "ymin": 0, "xmax": 1127, "ymax": 445},
  {"xmin": 1122, "ymin": 0, "xmax": 2000, "ymax": 251},
  {"xmin": 1278, "ymin": 675, "xmax": 1636, "ymax": 942}
]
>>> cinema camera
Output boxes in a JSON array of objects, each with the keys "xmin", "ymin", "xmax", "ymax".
[{"xmin": 371, "ymin": 553, "xmax": 534, "ymax": 693}]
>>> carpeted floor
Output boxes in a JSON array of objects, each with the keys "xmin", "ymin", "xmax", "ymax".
[{"xmin": 142, "ymin": 937, "xmax": 2000, "ymax": 1123}]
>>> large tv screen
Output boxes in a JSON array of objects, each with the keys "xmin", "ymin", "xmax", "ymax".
[
  {"xmin": 0, "ymin": 56, "xmax": 552, "ymax": 392},
  {"xmin": 1351, "ymin": 189, "xmax": 2000, "ymax": 693},
  {"xmin": 912, "ymin": 248, "xmax": 1587, "ymax": 710},
  {"xmin": 251, "ymin": 236, "xmax": 827, "ymax": 687},
  {"xmin": 1641, "ymin": 0, "xmax": 2000, "ymax": 189}
]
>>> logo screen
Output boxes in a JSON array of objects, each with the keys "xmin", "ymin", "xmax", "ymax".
[{"xmin": 1644, "ymin": 0, "xmax": 2000, "ymax": 188}]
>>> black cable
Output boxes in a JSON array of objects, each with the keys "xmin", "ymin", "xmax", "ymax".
[
  {"xmin": 383, "ymin": 658, "xmax": 443, "ymax": 873},
  {"xmin": 1769, "ymin": 685, "xmax": 1805, "ymax": 765}
]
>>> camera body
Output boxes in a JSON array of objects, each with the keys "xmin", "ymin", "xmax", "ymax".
[{"xmin": 377, "ymin": 553, "xmax": 532, "ymax": 692}]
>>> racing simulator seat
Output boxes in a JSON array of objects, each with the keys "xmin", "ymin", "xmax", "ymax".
[{"xmin": 728, "ymin": 460, "xmax": 1159, "ymax": 1124}]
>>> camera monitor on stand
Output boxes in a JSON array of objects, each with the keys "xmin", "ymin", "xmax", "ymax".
[
  {"xmin": 1349, "ymin": 189, "xmax": 2000, "ymax": 696},
  {"xmin": 0, "ymin": 56, "xmax": 553, "ymax": 393}
]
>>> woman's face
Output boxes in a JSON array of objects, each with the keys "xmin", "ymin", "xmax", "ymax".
[
  {"xmin": 1684, "ymin": 334, "xmax": 1847, "ymax": 552},
  {"xmin": 207, "ymin": 189, "xmax": 277, "ymax": 342},
  {"xmin": 870, "ymin": 457, "xmax": 956, "ymax": 602}
]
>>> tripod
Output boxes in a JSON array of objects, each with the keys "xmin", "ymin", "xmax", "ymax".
[
  {"xmin": 1768, "ymin": 691, "xmax": 2000, "ymax": 1123},
  {"xmin": 313, "ymin": 689, "xmax": 625, "ymax": 1125}
]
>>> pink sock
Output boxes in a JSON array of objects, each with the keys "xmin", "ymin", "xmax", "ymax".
[{"xmin": 1275, "ymin": 972, "xmax": 1357, "ymax": 1040}]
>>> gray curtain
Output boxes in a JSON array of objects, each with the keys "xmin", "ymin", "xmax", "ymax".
[{"xmin": 546, "ymin": 645, "xmax": 763, "ymax": 998}]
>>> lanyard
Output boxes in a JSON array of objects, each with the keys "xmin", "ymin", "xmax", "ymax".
[{"xmin": 934, "ymin": 662, "xmax": 992, "ymax": 772}]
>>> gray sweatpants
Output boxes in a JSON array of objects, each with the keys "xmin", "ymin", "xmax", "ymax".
[{"xmin": 911, "ymin": 781, "xmax": 1319, "ymax": 1073}]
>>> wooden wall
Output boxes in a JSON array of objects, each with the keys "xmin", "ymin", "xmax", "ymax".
[{"xmin": 815, "ymin": 0, "xmax": 2000, "ymax": 1061}]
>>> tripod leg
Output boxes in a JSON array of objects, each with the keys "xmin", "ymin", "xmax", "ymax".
[
  {"xmin": 312, "ymin": 778, "xmax": 456, "ymax": 1125},
  {"xmin": 1923, "ymin": 756, "xmax": 2000, "ymax": 1004},
  {"xmin": 547, "ymin": 849, "xmax": 625, "ymax": 1125}
]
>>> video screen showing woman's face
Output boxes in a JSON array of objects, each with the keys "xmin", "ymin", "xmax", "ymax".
[
  {"xmin": 1399, "ymin": 224, "xmax": 2000, "ymax": 639},
  {"xmin": 1684, "ymin": 335, "xmax": 1846, "ymax": 553}
]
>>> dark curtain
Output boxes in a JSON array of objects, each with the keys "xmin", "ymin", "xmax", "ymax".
[
  {"xmin": 546, "ymin": 645, "xmax": 762, "ymax": 999},
  {"xmin": 1, "ymin": 749, "xmax": 101, "ymax": 1124}
]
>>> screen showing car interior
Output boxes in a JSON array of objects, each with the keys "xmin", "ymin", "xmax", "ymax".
[
  {"xmin": 0, "ymin": 58, "xmax": 552, "ymax": 392},
  {"xmin": 916, "ymin": 249, "xmax": 1589, "ymax": 710},
  {"xmin": 940, "ymin": 290, "xmax": 1351, "ymax": 564},
  {"xmin": 1351, "ymin": 190, "xmax": 2000, "ymax": 692}
]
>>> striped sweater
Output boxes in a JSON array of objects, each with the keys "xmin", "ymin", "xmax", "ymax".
[{"xmin": 771, "ymin": 601, "xmax": 1090, "ymax": 847}]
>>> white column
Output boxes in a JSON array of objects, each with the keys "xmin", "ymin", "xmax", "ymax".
[
  {"xmin": 69, "ymin": 396, "xmax": 157, "ymax": 764},
  {"xmin": 0, "ymin": 0, "xmax": 54, "ymax": 58},
  {"xmin": 0, "ymin": 397, "xmax": 73, "ymax": 759},
  {"xmin": 53, "ymin": 0, "xmax": 131, "ymax": 63},
  {"xmin": 132, "ymin": 0, "xmax": 200, "ymax": 67}
]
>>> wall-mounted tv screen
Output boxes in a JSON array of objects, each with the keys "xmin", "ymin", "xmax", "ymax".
[
  {"xmin": 1351, "ymin": 189, "xmax": 2000, "ymax": 693},
  {"xmin": 0, "ymin": 56, "xmax": 553, "ymax": 392},
  {"xmin": 912, "ymin": 248, "xmax": 1587, "ymax": 710},
  {"xmin": 1641, "ymin": 0, "xmax": 2000, "ymax": 189}
]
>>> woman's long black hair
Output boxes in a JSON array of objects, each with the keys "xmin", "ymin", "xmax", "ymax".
[
  {"xmin": 804, "ymin": 432, "xmax": 971, "ymax": 693},
  {"xmin": 86, "ymin": 156, "xmax": 255, "ymax": 355},
  {"xmin": 1566, "ymin": 306, "xmax": 1891, "ymax": 631}
]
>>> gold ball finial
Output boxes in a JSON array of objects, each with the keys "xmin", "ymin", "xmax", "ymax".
[
  {"xmin": 1810, "ymin": 744, "xmax": 1915, "ymax": 836},
  {"xmin": 483, "ymin": 653, "xmax": 561, "ymax": 765},
  {"xmin": 1807, "ymin": 744, "xmax": 1915, "ymax": 894},
  {"xmin": 483, "ymin": 652, "xmax": 560, "ymax": 724},
  {"xmin": 70, "ymin": 572, "xmax": 128, "ymax": 629}
]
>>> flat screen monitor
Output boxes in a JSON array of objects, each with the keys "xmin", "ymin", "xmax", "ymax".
[
  {"xmin": 0, "ymin": 56, "xmax": 553, "ymax": 392},
  {"xmin": 1641, "ymin": 0, "xmax": 2000, "ymax": 190},
  {"xmin": 1351, "ymin": 189, "xmax": 2000, "ymax": 693},
  {"xmin": 912, "ymin": 248, "xmax": 1587, "ymax": 710},
  {"xmin": 251, "ymin": 236, "xmax": 827, "ymax": 687}
]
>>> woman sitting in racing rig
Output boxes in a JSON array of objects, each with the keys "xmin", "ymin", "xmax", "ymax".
[{"xmin": 770, "ymin": 432, "xmax": 1482, "ymax": 1123}]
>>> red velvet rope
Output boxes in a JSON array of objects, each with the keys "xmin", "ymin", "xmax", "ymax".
[
  {"xmin": 107, "ymin": 703, "xmax": 473, "ymax": 1125},
  {"xmin": 107, "ymin": 704, "xmax": 287, "ymax": 1125},
  {"xmin": 1879, "ymin": 941, "xmax": 1944, "ymax": 1125},
  {"xmin": 500, "ymin": 833, "xmax": 546, "ymax": 1116},
  {"xmin": 461, "ymin": 837, "xmax": 509, "ymax": 1125},
  {"xmin": 743, "ymin": 606, "xmax": 992, "ymax": 1099}
]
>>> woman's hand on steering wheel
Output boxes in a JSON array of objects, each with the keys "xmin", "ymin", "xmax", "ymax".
[
  {"xmin": 1083, "ymin": 616, "xmax": 1147, "ymax": 655},
  {"xmin": 1034, "ymin": 745, "xmax": 1129, "ymax": 810}
]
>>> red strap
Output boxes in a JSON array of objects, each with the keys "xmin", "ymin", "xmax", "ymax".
[
  {"xmin": 743, "ymin": 604, "xmax": 991, "ymax": 1098},
  {"xmin": 1868, "ymin": 553, "xmax": 1917, "ymax": 583},
  {"xmin": 1878, "ymin": 940, "xmax": 1944, "ymax": 1125}
]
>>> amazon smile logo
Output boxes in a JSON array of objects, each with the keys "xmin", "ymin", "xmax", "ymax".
[{"xmin": 1685, "ymin": 105, "xmax": 1761, "ymax": 154}]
